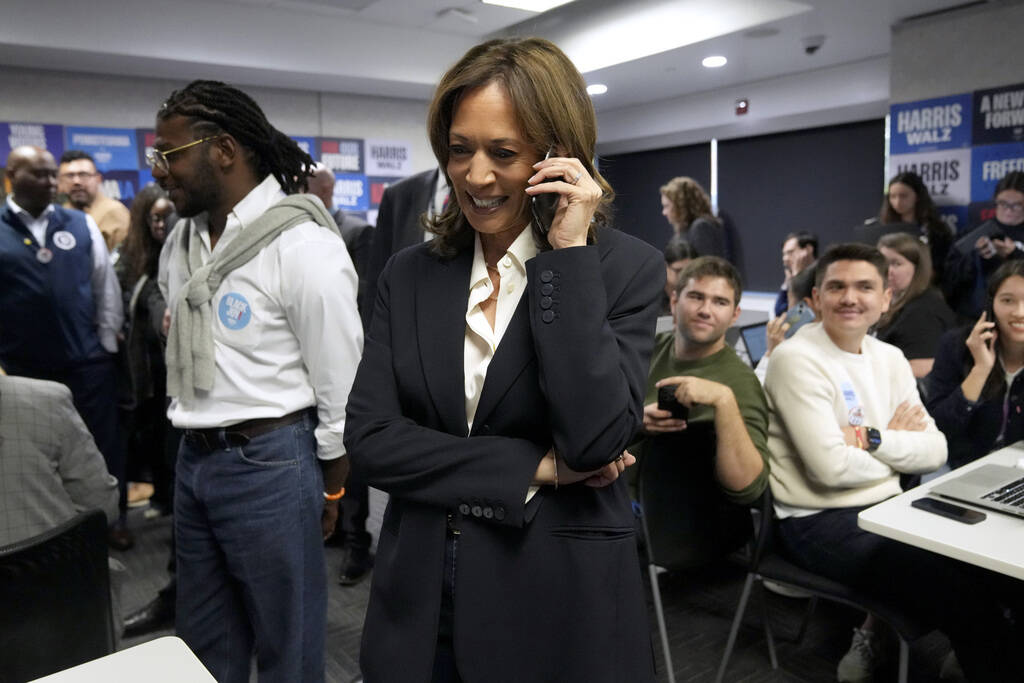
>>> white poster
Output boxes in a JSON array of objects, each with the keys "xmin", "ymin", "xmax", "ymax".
[
  {"xmin": 365, "ymin": 139, "xmax": 412, "ymax": 176},
  {"xmin": 888, "ymin": 147, "xmax": 972, "ymax": 206}
]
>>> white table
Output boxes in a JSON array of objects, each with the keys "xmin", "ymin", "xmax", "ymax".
[
  {"xmin": 30, "ymin": 636, "xmax": 215, "ymax": 682},
  {"xmin": 858, "ymin": 443, "xmax": 1024, "ymax": 580}
]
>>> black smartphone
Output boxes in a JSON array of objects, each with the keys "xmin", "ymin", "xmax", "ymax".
[
  {"xmin": 657, "ymin": 385, "xmax": 689, "ymax": 421},
  {"xmin": 530, "ymin": 146, "xmax": 561, "ymax": 234},
  {"xmin": 911, "ymin": 496, "xmax": 986, "ymax": 524}
]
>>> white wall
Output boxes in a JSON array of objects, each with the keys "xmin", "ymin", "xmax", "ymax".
[
  {"xmin": 890, "ymin": 1, "xmax": 1024, "ymax": 105},
  {"xmin": 596, "ymin": 56, "xmax": 889, "ymax": 155},
  {"xmin": 0, "ymin": 66, "xmax": 436, "ymax": 174}
]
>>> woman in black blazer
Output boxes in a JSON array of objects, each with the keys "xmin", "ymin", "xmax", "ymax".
[{"xmin": 344, "ymin": 37, "xmax": 663, "ymax": 683}]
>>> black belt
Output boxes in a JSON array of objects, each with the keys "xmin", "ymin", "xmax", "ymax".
[{"xmin": 184, "ymin": 408, "xmax": 313, "ymax": 451}]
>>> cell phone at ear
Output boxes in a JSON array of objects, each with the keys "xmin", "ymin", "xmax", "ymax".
[
  {"xmin": 911, "ymin": 496, "xmax": 986, "ymax": 524},
  {"xmin": 530, "ymin": 146, "xmax": 561, "ymax": 234}
]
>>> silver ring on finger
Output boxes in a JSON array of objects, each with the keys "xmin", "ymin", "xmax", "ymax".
[{"xmin": 570, "ymin": 172, "xmax": 582, "ymax": 185}]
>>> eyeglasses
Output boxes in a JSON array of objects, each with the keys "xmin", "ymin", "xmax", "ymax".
[
  {"xmin": 146, "ymin": 136, "xmax": 218, "ymax": 172},
  {"xmin": 997, "ymin": 200, "xmax": 1024, "ymax": 213}
]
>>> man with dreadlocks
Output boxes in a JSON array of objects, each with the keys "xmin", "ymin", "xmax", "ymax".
[{"xmin": 151, "ymin": 80, "xmax": 362, "ymax": 682}]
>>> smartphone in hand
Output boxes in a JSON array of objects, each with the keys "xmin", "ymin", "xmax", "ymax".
[
  {"xmin": 530, "ymin": 146, "xmax": 561, "ymax": 234},
  {"xmin": 784, "ymin": 301, "xmax": 815, "ymax": 338},
  {"xmin": 657, "ymin": 385, "xmax": 689, "ymax": 421}
]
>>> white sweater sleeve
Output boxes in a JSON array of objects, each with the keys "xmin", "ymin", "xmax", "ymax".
[
  {"xmin": 766, "ymin": 344, "xmax": 894, "ymax": 489},
  {"xmin": 870, "ymin": 349, "xmax": 947, "ymax": 473}
]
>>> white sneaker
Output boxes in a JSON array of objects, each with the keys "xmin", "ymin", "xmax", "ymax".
[{"xmin": 837, "ymin": 628, "xmax": 878, "ymax": 683}]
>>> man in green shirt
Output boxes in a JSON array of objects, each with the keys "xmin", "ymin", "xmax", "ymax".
[{"xmin": 640, "ymin": 256, "xmax": 770, "ymax": 505}]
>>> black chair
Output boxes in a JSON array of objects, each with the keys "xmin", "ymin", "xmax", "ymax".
[
  {"xmin": 637, "ymin": 424, "xmax": 753, "ymax": 683},
  {"xmin": 715, "ymin": 490, "xmax": 930, "ymax": 683},
  {"xmin": 0, "ymin": 509, "xmax": 115, "ymax": 682}
]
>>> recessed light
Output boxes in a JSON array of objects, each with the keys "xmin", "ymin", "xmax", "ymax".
[
  {"xmin": 586, "ymin": 84, "xmax": 608, "ymax": 96},
  {"xmin": 702, "ymin": 55, "xmax": 727, "ymax": 68},
  {"xmin": 480, "ymin": 0, "xmax": 575, "ymax": 11}
]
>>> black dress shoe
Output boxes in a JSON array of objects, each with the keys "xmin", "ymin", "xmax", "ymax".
[
  {"xmin": 107, "ymin": 525, "xmax": 135, "ymax": 551},
  {"xmin": 123, "ymin": 593, "xmax": 175, "ymax": 638},
  {"xmin": 339, "ymin": 547, "xmax": 374, "ymax": 586}
]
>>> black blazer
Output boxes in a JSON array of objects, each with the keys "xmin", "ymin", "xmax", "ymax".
[{"xmin": 344, "ymin": 227, "xmax": 663, "ymax": 683}]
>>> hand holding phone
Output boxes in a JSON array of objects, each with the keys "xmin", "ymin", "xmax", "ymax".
[
  {"xmin": 657, "ymin": 385, "xmax": 689, "ymax": 421},
  {"xmin": 965, "ymin": 310, "xmax": 998, "ymax": 372},
  {"xmin": 783, "ymin": 302, "xmax": 814, "ymax": 339}
]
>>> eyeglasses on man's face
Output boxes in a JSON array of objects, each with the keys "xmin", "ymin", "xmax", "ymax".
[
  {"xmin": 997, "ymin": 200, "xmax": 1024, "ymax": 213},
  {"xmin": 58, "ymin": 170, "xmax": 97, "ymax": 182},
  {"xmin": 146, "ymin": 136, "xmax": 218, "ymax": 173}
]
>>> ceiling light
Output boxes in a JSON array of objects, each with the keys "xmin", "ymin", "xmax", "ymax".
[
  {"xmin": 481, "ymin": 0, "xmax": 575, "ymax": 12},
  {"xmin": 586, "ymin": 84, "xmax": 608, "ymax": 96},
  {"xmin": 702, "ymin": 55, "xmax": 728, "ymax": 68}
]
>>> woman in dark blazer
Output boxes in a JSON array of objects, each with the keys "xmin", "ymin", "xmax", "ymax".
[{"xmin": 344, "ymin": 38, "xmax": 663, "ymax": 683}]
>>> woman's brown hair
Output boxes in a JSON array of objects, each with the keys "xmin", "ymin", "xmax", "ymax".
[
  {"xmin": 425, "ymin": 37, "xmax": 613, "ymax": 258},
  {"xmin": 876, "ymin": 232, "xmax": 932, "ymax": 329}
]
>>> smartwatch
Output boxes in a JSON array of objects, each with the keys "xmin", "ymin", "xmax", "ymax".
[{"xmin": 864, "ymin": 427, "xmax": 881, "ymax": 453}]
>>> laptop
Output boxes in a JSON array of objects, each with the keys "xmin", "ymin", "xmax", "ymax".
[
  {"xmin": 738, "ymin": 322, "xmax": 768, "ymax": 366},
  {"xmin": 931, "ymin": 464, "xmax": 1024, "ymax": 519}
]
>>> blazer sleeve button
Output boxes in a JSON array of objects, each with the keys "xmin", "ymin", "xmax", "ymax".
[
  {"xmin": 458, "ymin": 503, "xmax": 471, "ymax": 515},
  {"xmin": 483, "ymin": 506, "xmax": 494, "ymax": 519},
  {"xmin": 541, "ymin": 283, "xmax": 554, "ymax": 295},
  {"xmin": 471, "ymin": 505, "xmax": 482, "ymax": 517},
  {"xmin": 541, "ymin": 310, "xmax": 555, "ymax": 323},
  {"xmin": 540, "ymin": 270, "xmax": 554, "ymax": 283},
  {"xmin": 494, "ymin": 506, "xmax": 506, "ymax": 521},
  {"xmin": 540, "ymin": 296, "xmax": 552, "ymax": 309}
]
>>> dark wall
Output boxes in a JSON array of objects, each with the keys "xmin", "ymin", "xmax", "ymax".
[
  {"xmin": 598, "ymin": 119, "xmax": 884, "ymax": 292},
  {"xmin": 718, "ymin": 119, "xmax": 885, "ymax": 290},
  {"xmin": 599, "ymin": 143, "xmax": 711, "ymax": 252}
]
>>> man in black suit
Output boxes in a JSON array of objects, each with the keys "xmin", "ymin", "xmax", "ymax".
[{"xmin": 361, "ymin": 167, "xmax": 445, "ymax": 324}]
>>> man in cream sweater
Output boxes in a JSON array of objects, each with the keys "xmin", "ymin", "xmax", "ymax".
[{"xmin": 765, "ymin": 243, "xmax": 1016, "ymax": 682}]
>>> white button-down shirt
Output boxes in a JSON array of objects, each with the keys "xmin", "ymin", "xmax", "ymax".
[
  {"xmin": 165, "ymin": 176, "xmax": 363, "ymax": 460},
  {"xmin": 464, "ymin": 226, "xmax": 539, "ymax": 431},
  {"xmin": 5, "ymin": 196, "xmax": 122, "ymax": 353}
]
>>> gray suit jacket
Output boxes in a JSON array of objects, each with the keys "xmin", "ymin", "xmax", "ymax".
[{"xmin": 0, "ymin": 374, "xmax": 118, "ymax": 546}]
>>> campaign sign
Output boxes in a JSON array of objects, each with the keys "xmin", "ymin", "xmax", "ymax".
[
  {"xmin": 1, "ymin": 122, "xmax": 64, "ymax": 162},
  {"xmin": 973, "ymin": 82, "xmax": 1024, "ymax": 145},
  {"xmin": 969, "ymin": 142, "xmax": 1024, "ymax": 202},
  {"xmin": 889, "ymin": 147, "xmax": 972, "ymax": 206},
  {"xmin": 333, "ymin": 173, "xmax": 369, "ymax": 211},
  {"xmin": 365, "ymin": 139, "xmax": 412, "ymax": 176},
  {"xmin": 103, "ymin": 170, "xmax": 141, "ymax": 207},
  {"xmin": 889, "ymin": 93, "xmax": 972, "ymax": 154},
  {"xmin": 319, "ymin": 138, "xmax": 363, "ymax": 173},
  {"xmin": 291, "ymin": 136, "xmax": 318, "ymax": 162},
  {"xmin": 136, "ymin": 129, "xmax": 156, "ymax": 170},
  {"xmin": 968, "ymin": 200, "xmax": 998, "ymax": 232},
  {"xmin": 65, "ymin": 127, "xmax": 139, "ymax": 171},
  {"xmin": 368, "ymin": 175, "xmax": 403, "ymax": 210},
  {"xmin": 937, "ymin": 205, "xmax": 969, "ymax": 237}
]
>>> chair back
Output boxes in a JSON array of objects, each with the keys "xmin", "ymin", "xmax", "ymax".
[
  {"xmin": 638, "ymin": 423, "xmax": 753, "ymax": 570},
  {"xmin": 0, "ymin": 509, "xmax": 114, "ymax": 682}
]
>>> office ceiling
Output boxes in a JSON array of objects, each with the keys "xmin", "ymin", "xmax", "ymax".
[{"xmin": 0, "ymin": 0, "xmax": 978, "ymax": 116}]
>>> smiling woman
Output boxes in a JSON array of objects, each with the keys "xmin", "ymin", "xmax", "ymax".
[{"xmin": 344, "ymin": 36, "xmax": 663, "ymax": 683}]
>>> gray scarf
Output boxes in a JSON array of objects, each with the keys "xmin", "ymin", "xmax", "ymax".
[{"xmin": 166, "ymin": 193, "xmax": 339, "ymax": 400}]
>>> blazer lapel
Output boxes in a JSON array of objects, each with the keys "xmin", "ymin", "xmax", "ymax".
[
  {"xmin": 471, "ymin": 294, "xmax": 535, "ymax": 433},
  {"xmin": 417, "ymin": 245, "xmax": 472, "ymax": 437}
]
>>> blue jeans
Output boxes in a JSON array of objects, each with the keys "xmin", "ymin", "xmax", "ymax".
[{"xmin": 174, "ymin": 413, "xmax": 326, "ymax": 683}]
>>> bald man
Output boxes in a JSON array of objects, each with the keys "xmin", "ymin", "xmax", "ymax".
[{"xmin": 1, "ymin": 146, "xmax": 130, "ymax": 548}]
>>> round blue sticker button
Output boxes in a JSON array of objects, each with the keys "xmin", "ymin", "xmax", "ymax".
[{"xmin": 218, "ymin": 292, "xmax": 252, "ymax": 330}]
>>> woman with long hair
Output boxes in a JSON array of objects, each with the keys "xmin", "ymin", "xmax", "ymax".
[
  {"xmin": 879, "ymin": 171, "xmax": 953, "ymax": 283},
  {"xmin": 344, "ymin": 37, "xmax": 662, "ymax": 682},
  {"xmin": 660, "ymin": 175, "xmax": 726, "ymax": 259},
  {"xmin": 875, "ymin": 232, "xmax": 955, "ymax": 377},
  {"xmin": 926, "ymin": 259, "xmax": 1024, "ymax": 468},
  {"xmin": 115, "ymin": 184, "xmax": 174, "ymax": 511}
]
